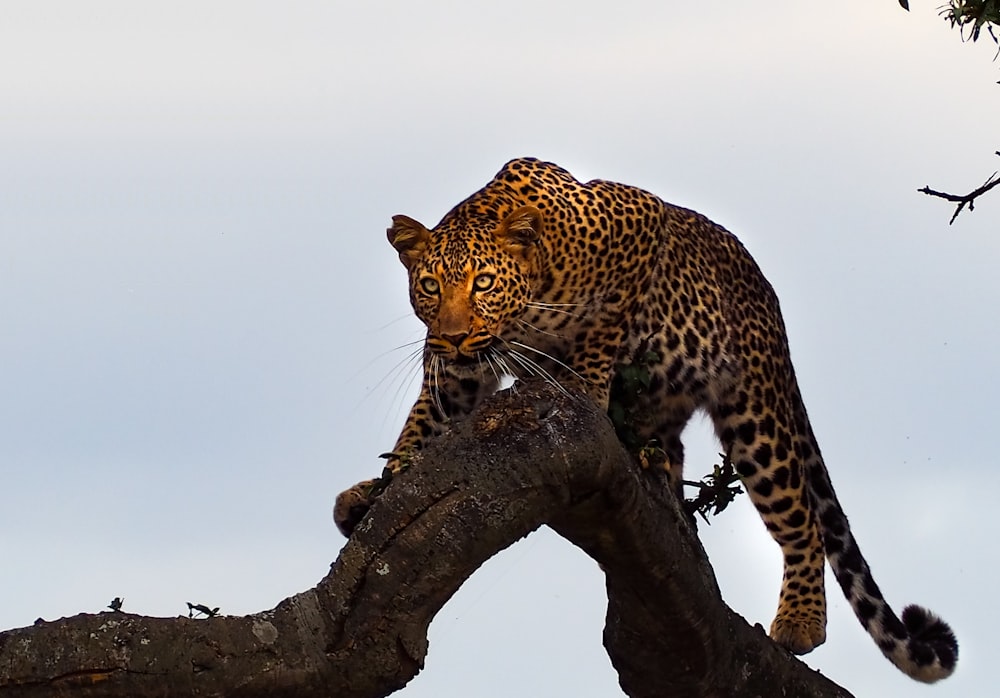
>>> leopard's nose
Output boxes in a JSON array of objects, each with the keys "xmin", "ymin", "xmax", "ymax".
[{"xmin": 441, "ymin": 332, "xmax": 469, "ymax": 348}]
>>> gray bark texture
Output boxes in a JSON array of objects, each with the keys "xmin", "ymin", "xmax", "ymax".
[{"xmin": 0, "ymin": 379, "xmax": 852, "ymax": 697}]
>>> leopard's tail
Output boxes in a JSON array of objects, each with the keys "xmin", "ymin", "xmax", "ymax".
[{"xmin": 808, "ymin": 460, "xmax": 958, "ymax": 682}]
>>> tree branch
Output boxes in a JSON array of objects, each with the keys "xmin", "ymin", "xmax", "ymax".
[
  {"xmin": 0, "ymin": 380, "xmax": 852, "ymax": 698},
  {"xmin": 919, "ymin": 156, "xmax": 1000, "ymax": 224}
]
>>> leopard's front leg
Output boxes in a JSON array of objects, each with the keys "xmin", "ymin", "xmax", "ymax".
[{"xmin": 334, "ymin": 364, "xmax": 492, "ymax": 537}]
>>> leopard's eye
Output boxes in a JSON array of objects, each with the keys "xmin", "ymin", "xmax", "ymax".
[
  {"xmin": 473, "ymin": 273, "xmax": 495, "ymax": 292},
  {"xmin": 419, "ymin": 277, "xmax": 440, "ymax": 295}
]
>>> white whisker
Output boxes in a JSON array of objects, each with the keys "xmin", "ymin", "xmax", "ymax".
[
  {"xmin": 388, "ymin": 348, "xmax": 427, "ymax": 408},
  {"xmin": 493, "ymin": 350, "xmax": 520, "ymax": 393},
  {"xmin": 482, "ymin": 352, "xmax": 500, "ymax": 382},
  {"xmin": 504, "ymin": 347, "xmax": 572, "ymax": 396},
  {"xmin": 430, "ymin": 354, "xmax": 446, "ymax": 418},
  {"xmin": 502, "ymin": 349, "xmax": 540, "ymax": 381},
  {"xmin": 502, "ymin": 348, "xmax": 537, "ymax": 377},
  {"xmin": 359, "ymin": 343, "xmax": 424, "ymax": 407},
  {"xmin": 488, "ymin": 349, "xmax": 522, "ymax": 394},
  {"xmin": 509, "ymin": 340, "xmax": 588, "ymax": 386},
  {"xmin": 526, "ymin": 300, "xmax": 584, "ymax": 308},
  {"xmin": 365, "ymin": 313, "xmax": 423, "ymax": 334},
  {"xmin": 342, "ymin": 335, "xmax": 426, "ymax": 387},
  {"xmin": 516, "ymin": 317, "xmax": 566, "ymax": 340},
  {"xmin": 360, "ymin": 342, "xmax": 426, "ymax": 438},
  {"xmin": 489, "ymin": 350, "xmax": 516, "ymax": 380},
  {"xmin": 525, "ymin": 301, "xmax": 585, "ymax": 319}
]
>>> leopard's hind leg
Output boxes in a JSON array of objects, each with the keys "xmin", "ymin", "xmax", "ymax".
[{"xmin": 711, "ymin": 380, "xmax": 828, "ymax": 655}]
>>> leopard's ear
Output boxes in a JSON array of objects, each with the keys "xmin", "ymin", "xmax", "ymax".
[
  {"xmin": 497, "ymin": 206, "xmax": 542, "ymax": 258},
  {"xmin": 387, "ymin": 215, "xmax": 431, "ymax": 269}
]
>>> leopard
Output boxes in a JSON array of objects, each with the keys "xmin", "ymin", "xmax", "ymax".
[{"xmin": 334, "ymin": 157, "xmax": 958, "ymax": 682}]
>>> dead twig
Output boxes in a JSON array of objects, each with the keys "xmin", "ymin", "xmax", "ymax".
[{"xmin": 919, "ymin": 161, "xmax": 1000, "ymax": 224}]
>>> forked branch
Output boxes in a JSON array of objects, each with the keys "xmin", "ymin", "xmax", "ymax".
[{"xmin": 919, "ymin": 152, "xmax": 1000, "ymax": 224}]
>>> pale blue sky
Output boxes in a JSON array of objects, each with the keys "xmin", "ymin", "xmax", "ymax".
[{"xmin": 1, "ymin": 2, "xmax": 997, "ymax": 696}]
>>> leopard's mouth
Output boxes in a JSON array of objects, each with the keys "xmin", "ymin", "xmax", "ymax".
[
  {"xmin": 451, "ymin": 352, "xmax": 480, "ymax": 367},
  {"xmin": 428, "ymin": 331, "xmax": 497, "ymax": 366}
]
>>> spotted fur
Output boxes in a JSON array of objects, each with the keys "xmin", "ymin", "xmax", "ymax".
[{"xmin": 334, "ymin": 157, "xmax": 957, "ymax": 681}]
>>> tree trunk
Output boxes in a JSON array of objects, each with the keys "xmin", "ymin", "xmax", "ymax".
[{"xmin": 0, "ymin": 379, "xmax": 852, "ymax": 698}]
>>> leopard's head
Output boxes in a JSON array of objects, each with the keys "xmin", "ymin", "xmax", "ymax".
[{"xmin": 387, "ymin": 206, "xmax": 543, "ymax": 367}]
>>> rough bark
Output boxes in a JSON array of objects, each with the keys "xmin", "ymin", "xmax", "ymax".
[{"xmin": 0, "ymin": 380, "xmax": 852, "ymax": 698}]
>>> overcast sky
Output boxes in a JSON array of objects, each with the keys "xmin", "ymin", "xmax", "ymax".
[{"xmin": 1, "ymin": 2, "xmax": 997, "ymax": 696}]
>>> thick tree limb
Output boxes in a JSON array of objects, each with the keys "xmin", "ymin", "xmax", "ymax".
[{"xmin": 0, "ymin": 380, "xmax": 852, "ymax": 698}]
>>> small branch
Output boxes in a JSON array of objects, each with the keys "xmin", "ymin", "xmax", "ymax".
[{"xmin": 919, "ymin": 169, "xmax": 1000, "ymax": 224}]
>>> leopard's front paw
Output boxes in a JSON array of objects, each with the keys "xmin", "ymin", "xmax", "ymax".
[
  {"xmin": 333, "ymin": 479, "xmax": 378, "ymax": 537},
  {"xmin": 333, "ymin": 468, "xmax": 396, "ymax": 537}
]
